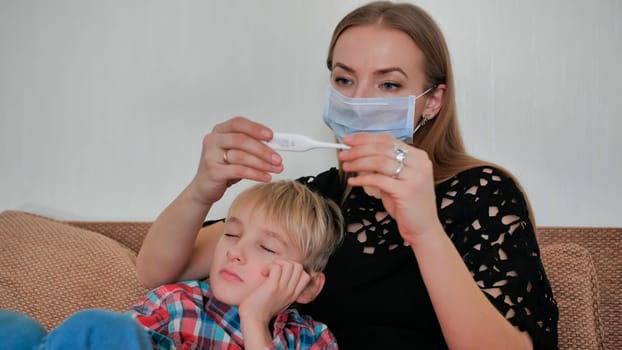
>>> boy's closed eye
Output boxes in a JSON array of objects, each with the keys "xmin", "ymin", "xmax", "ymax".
[
  {"xmin": 259, "ymin": 236, "xmax": 286, "ymax": 255},
  {"xmin": 260, "ymin": 244, "xmax": 278, "ymax": 254},
  {"xmin": 260, "ymin": 230, "xmax": 289, "ymax": 255}
]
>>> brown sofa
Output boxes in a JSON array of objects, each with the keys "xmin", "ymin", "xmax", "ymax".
[{"xmin": 0, "ymin": 210, "xmax": 619, "ymax": 349}]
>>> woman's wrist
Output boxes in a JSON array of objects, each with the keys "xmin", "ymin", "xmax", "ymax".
[
  {"xmin": 406, "ymin": 221, "xmax": 447, "ymax": 251},
  {"xmin": 185, "ymin": 177, "xmax": 218, "ymax": 208}
]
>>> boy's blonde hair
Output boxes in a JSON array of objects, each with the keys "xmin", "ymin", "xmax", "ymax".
[{"xmin": 226, "ymin": 180, "xmax": 344, "ymax": 272}]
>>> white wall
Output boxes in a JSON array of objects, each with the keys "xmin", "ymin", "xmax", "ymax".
[{"xmin": 1, "ymin": 0, "xmax": 620, "ymax": 226}]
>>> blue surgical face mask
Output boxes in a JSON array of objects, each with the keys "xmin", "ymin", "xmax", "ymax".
[{"xmin": 322, "ymin": 85, "xmax": 433, "ymax": 142}]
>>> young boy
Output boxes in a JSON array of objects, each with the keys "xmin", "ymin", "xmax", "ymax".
[
  {"xmin": 128, "ymin": 180, "xmax": 344, "ymax": 349},
  {"xmin": 0, "ymin": 180, "xmax": 343, "ymax": 350}
]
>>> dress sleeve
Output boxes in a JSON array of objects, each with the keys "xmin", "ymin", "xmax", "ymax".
[{"xmin": 442, "ymin": 166, "xmax": 559, "ymax": 349}]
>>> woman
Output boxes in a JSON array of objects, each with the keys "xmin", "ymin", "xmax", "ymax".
[{"xmin": 137, "ymin": 2, "xmax": 558, "ymax": 349}]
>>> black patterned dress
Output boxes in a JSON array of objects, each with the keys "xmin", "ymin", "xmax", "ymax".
[{"xmin": 297, "ymin": 166, "xmax": 558, "ymax": 350}]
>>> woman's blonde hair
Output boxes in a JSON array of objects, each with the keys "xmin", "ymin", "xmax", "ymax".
[
  {"xmin": 226, "ymin": 180, "xmax": 344, "ymax": 272},
  {"xmin": 326, "ymin": 1, "xmax": 535, "ymax": 223}
]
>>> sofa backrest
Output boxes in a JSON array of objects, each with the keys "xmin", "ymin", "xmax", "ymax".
[
  {"xmin": 537, "ymin": 227, "xmax": 621, "ymax": 350},
  {"xmin": 2, "ymin": 211, "xmax": 618, "ymax": 349},
  {"xmin": 69, "ymin": 220, "xmax": 620, "ymax": 350}
]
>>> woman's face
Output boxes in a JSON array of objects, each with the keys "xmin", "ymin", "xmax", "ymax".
[{"xmin": 331, "ymin": 24, "xmax": 429, "ymax": 103}]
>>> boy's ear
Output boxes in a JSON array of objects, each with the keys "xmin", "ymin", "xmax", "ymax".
[{"xmin": 295, "ymin": 272, "xmax": 325, "ymax": 304}]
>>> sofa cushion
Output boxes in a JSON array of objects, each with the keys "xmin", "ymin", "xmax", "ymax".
[
  {"xmin": 540, "ymin": 242, "xmax": 604, "ymax": 350},
  {"xmin": 0, "ymin": 211, "xmax": 148, "ymax": 331}
]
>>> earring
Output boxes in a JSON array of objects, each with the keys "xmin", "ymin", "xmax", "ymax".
[{"xmin": 413, "ymin": 115, "xmax": 430, "ymax": 134}]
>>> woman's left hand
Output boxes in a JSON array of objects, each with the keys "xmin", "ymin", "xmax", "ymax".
[{"xmin": 339, "ymin": 133, "xmax": 443, "ymax": 246}]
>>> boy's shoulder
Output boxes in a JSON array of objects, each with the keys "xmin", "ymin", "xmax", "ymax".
[
  {"xmin": 150, "ymin": 280, "xmax": 209, "ymax": 295},
  {"xmin": 272, "ymin": 308, "xmax": 337, "ymax": 347},
  {"xmin": 140, "ymin": 280, "xmax": 211, "ymax": 307}
]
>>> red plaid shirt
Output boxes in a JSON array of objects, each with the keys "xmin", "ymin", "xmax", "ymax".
[{"xmin": 127, "ymin": 280, "xmax": 338, "ymax": 349}]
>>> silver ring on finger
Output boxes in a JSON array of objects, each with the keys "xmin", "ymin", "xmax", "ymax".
[
  {"xmin": 392, "ymin": 143, "xmax": 407, "ymax": 178},
  {"xmin": 393, "ymin": 143, "xmax": 408, "ymax": 163},
  {"xmin": 223, "ymin": 150, "xmax": 229, "ymax": 164},
  {"xmin": 394, "ymin": 161, "xmax": 405, "ymax": 178}
]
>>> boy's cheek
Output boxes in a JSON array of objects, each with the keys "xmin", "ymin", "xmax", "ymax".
[{"xmin": 260, "ymin": 266, "xmax": 270, "ymax": 277}]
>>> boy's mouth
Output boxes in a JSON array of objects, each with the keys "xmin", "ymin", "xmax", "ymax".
[{"xmin": 220, "ymin": 268, "xmax": 242, "ymax": 282}]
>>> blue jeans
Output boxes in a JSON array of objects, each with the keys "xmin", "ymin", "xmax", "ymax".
[{"xmin": 0, "ymin": 309, "xmax": 152, "ymax": 350}]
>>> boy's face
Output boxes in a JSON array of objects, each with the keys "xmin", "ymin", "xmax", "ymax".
[{"xmin": 209, "ymin": 204, "xmax": 304, "ymax": 306}]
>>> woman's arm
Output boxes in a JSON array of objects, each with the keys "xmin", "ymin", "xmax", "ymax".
[
  {"xmin": 136, "ymin": 117, "xmax": 283, "ymax": 288},
  {"xmin": 416, "ymin": 166, "xmax": 557, "ymax": 350},
  {"xmin": 339, "ymin": 134, "xmax": 548, "ymax": 349},
  {"xmin": 136, "ymin": 183, "xmax": 223, "ymax": 288},
  {"xmin": 413, "ymin": 225, "xmax": 534, "ymax": 350}
]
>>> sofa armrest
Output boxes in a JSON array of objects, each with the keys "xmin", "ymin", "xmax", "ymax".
[
  {"xmin": 540, "ymin": 243, "xmax": 604, "ymax": 350},
  {"xmin": 0, "ymin": 211, "xmax": 148, "ymax": 331}
]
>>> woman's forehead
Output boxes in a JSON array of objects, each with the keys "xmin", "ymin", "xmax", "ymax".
[{"xmin": 332, "ymin": 25, "xmax": 424, "ymax": 76}]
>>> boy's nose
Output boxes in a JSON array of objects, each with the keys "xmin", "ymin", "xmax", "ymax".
[{"xmin": 226, "ymin": 244, "xmax": 245, "ymax": 263}]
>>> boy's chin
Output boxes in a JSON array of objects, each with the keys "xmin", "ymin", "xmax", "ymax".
[{"xmin": 210, "ymin": 281, "xmax": 243, "ymax": 306}]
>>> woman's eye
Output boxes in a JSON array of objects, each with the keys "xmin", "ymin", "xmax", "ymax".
[
  {"xmin": 223, "ymin": 233, "xmax": 239, "ymax": 238},
  {"xmin": 381, "ymin": 82, "xmax": 401, "ymax": 91},
  {"xmin": 333, "ymin": 77, "xmax": 352, "ymax": 86}
]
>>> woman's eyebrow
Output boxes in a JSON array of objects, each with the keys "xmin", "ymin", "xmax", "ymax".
[
  {"xmin": 333, "ymin": 62, "xmax": 408, "ymax": 78},
  {"xmin": 377, "ymin": 67, "xmax": 408, "ymax": 78},
  {"xmin": 333, "ymin": 62, "xmax": 355, "ymax": 73}
]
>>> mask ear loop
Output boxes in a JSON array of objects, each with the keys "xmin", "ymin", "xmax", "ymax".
[
  {"xmin": 413, "ymin": 115, "xmax": 429, "ymax": 134},
  {"xmin": 412, "ymin": 84, "xmax": 437, "ymax": 135}
]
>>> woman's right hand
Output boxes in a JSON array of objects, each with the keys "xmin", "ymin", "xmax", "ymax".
[
  {"xmin": 188, "ymin": 116, "xmax": 284, "ymax": 206},
  {"xmin": 137, "ymin": 117, "xmax": 283, "ymax": 288}
]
